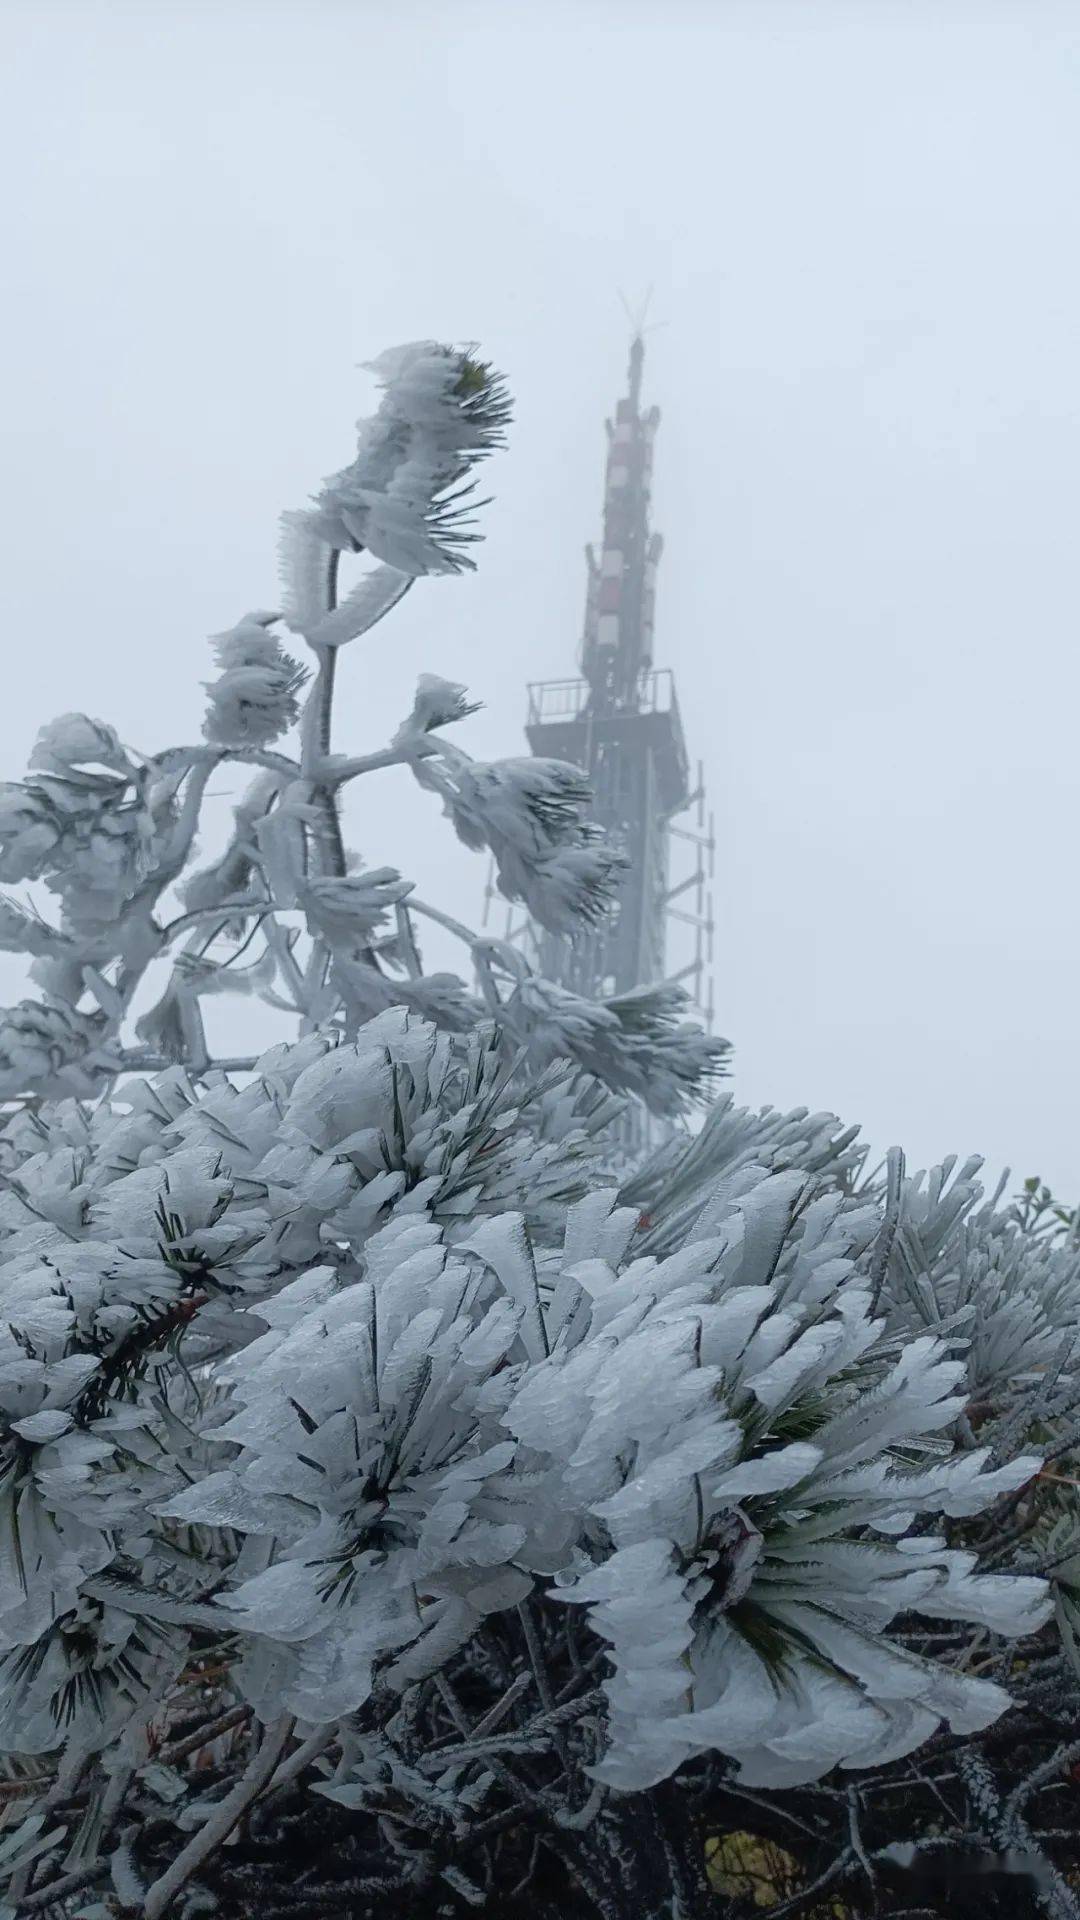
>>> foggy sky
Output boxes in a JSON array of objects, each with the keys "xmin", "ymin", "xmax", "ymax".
[{"xmin": 2, "ymin": 0, "xmax": 1079, "ymax": 1197}]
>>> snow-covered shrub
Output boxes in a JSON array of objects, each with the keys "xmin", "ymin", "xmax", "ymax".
[
  {"xmin": 864, "ymin": 1154, "xmax": 1080, "ymax": 1418},
  {"xmin": 0, "ymin": 1013, "xmax": 1061, "ymax": 1916}
]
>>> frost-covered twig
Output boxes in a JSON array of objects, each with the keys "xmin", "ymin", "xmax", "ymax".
[
  {"xmin": 19, "ymin": 1859, "xmax": 111, "ymax": 1912},
  {"xmin": 143, "ymin": 1714, "xmax": 293, "ymax": 1920},
  {"xmin": 158, "ymin": 1705, "xmax": 253, "ymax": 1766}
]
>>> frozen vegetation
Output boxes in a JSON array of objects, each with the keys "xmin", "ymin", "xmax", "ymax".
[{"xmin": 0, "ymin": 346, "xmax": 1077, "ymax": 1919}]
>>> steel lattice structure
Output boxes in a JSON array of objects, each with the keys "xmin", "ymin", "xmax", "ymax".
[{"xmin": 492, "ymin": 334, "xmax": 714, "ymax": 1040}]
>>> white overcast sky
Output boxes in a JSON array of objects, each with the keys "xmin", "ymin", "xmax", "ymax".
[{"xmin": 1, "ymin": 0, "xmax": 1079, "ymax": 1196}]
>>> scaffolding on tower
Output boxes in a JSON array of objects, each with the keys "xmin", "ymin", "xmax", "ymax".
[{"xmin": 485, "ymin": 331, "xmax": 715, "ymax": 1153}]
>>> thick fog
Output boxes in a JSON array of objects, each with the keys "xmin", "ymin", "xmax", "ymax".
[{"xmin": 2, "ymin": 0, "xmax": 1079, "ymax": 1195}]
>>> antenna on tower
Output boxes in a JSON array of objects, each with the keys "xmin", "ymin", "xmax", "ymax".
[
  {"xmin": 617, "ymin": 285, "xmax": 656, "ymax": 335},
  {"xmin": 616, "ymin": 288, "xmax": 667, "ymax": 408}
]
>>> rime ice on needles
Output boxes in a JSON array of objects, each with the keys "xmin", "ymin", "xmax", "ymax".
[
  {"xmin": 302, "ymin": 868, "xmax": 415, "ymax": 944},
  {"xmin": 623, "ymin": 1088, "xmax": 866, "ymax": 1256},
  {"xmin": 0, "ymin": 769, "xmax": 160, "ymax": 934},
  {"xmin": 299, "ymin": 342, "xmax": 512, "ymax": 577},
  {"xmin": 168, "ymin": 1224, "xmax": 532, "ymax": 1721},
  {"xmin": 498, "ymin": 1176, "xmax": 1049, "ymax": 1791},
  {"xmin": 0, "ymin": 996, "xmax": 112, "ymax": 1100},
  {"xmin": 505, "ymin": 975, "xmax": 729, "ymax": 1118},
  {"xmin": 203, "ymin": 613, "xmax": 307, "ymax": 748},
  {"xmin": 417, "ymin": 752, "xmax": 626, "ymax": 936},
  {"xmin": 0, "ymin": 894, "xmax": 73, "ymax": 960},
  {"xmin": 0, "ymin": 1011, "xmax": 602, "ymax": 1737},
  {"xmin": 392, "ymin": 672, "xmax": 482, "ymax": 743},
  {"xmin": 29, "ymin": 714, "xmax": 133, "ymax": 780},
  {"xmin": 873, "ymin": 1156, "xmax": 1080, "ymax": 1407}
]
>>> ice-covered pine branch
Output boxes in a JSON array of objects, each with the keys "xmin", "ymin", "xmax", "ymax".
[
  {"xmin": 202, "ymin": 613, "xmax": 308, "ymax": 749},
  {"xmin": 290, "ymin": 340, "xmax": 513, "ymax": 581},
  {"xmin": 411, "ymin": 746, "xmax": 627, "ymax": 936},
  {"xmin": 0, "ymin": 340, "xmax": 724, "ymax": 1123}
]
